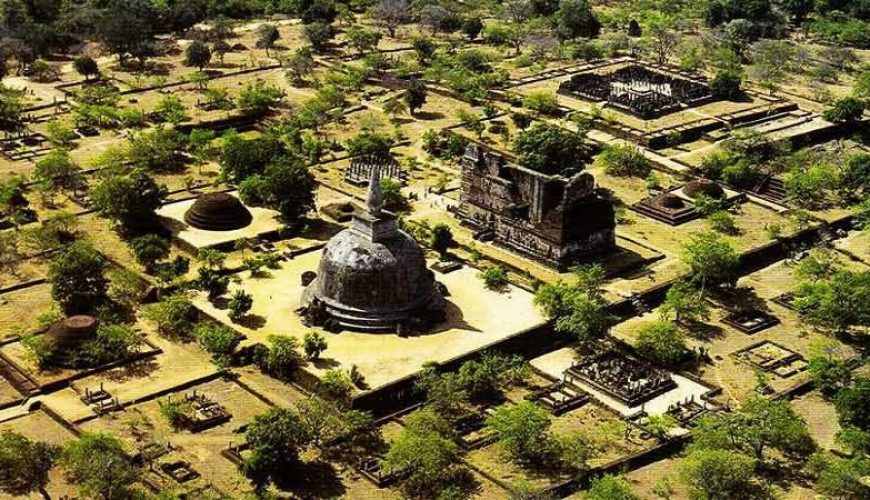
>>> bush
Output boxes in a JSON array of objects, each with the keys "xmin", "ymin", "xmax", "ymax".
[
  {"xmin": 594, "ymin": 143, "xmax": 651, "ymax": 178},
  {"xmin": 478, "ymin": 265, "xmax": 509, "ymax": 290},
  {"xmin": 824, "ymin": 96, "xmax": 865, "ymax": 123},
  {"xmin": 586, "ymin": 474, "xmax": 639, "ymax": 500},
  {"xmin": 321, "ymin": 369, "xmax": 354, "ymax": 399},
  {"xmin": 710, "ymin": 70, "xmax": 742, "ymax": 99},
  {"xmin": 143, "ymin": 294, "xmax": 197, "ymax": 339},
  {"xmin": 80, "ymin": 323, "xmax": 143, "ymax": 366},
  {"xmin": 522, "ymin": 92, "xmax": 560, "ymax": 115},
  {"xmin": 194, "ymin": 323, "xmax": 239, "ymax": 362},
  {"xmin": 707, "ymin": 210, "xmax": 738, "ymax": 234},
  {"xmin": 228, "ymin": 289, "xmax": 253, "ymax": 322},
  {"xmin": 256, "ymin": 335, "xmax": 305, "ymax": 380},
  {"xmin": 303, "ymin": 331, "xmax": 328, "ymax": 360},
  {"xmin": 486, "ymin": 401, "xmax": 557, "ymax": 463},
  {"xmin": 429, "ymin": 223, "xmax": 454, "ymax": 255},
  {"xmin": 636, "ymin": 321, "xmax": 686, "ymax": 366},
  {"xmin": 129, "ymin": 234, "xmax": 170, "ymax": 273}
]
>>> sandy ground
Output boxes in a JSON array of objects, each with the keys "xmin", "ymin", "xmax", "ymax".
[{"xmin": 193, "ymin": 249, "xmax": 546, "ymax": 391}]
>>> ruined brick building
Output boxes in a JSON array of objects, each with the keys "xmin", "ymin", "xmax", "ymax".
[{"xmin": 458, "ymin": 143, "xmax": 616, "ymax": 270}]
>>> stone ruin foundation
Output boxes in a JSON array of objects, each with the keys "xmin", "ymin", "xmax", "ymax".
[
  {"xmin": 559, "ymin": 64, "xmax": 714, "ymax": 119},
  {"xmin": 564, "ymin": 351, "xmax": 677, "ymax": 407}
]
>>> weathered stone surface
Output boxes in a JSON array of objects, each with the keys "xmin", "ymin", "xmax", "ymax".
[
  {"xmin": 457, "ymin": 143, "xmax": 616, "ymax": 270},
  {"xmin": 301, "ymin": 167, "xmax": 443, "ymax": 332}
]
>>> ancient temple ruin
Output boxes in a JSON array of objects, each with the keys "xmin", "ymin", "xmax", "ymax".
[
  {"xmin": 559, "ymin": 64, "xmax": 714, "ymax": 119},
  {"xmin": 300, "ymin": 166, "xmax": 444, "ymax": 332},
  {"xmin": 457, "ymin": 143, "xmax": 616, "ymax": 270}
]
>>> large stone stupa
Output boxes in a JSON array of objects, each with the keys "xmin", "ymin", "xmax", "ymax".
[{"xmin": 300, "ymin": 166, "xmax": 443, "ymax": 332}]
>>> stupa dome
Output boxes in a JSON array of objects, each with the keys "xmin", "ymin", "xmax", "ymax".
[
  {"xmin": 184, "ymin": 192, "xmax": 253, "ymax": 231},
  {"xmin": 682, "ymin": 179, "xmax": 725, "ymax": 200},
  {"xmin": 657, "ymin": 193, "xmax": 685, "ymax": 209},
  {"xmin": 43, "ymin": 315, "xmax": 99, "ymax": 367},
  {"xmin": 301, "ymin": 166, "xmax": 443, "ymax": 332}
]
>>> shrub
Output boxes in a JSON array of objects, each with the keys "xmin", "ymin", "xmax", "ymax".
[
  {"xmin": 594, "ymin": 143, "xmax": 651, "ymax": 178},
  {"xmin": 194, "ymin": 323, "xmax": 239, "ymax": 361},
  {"xmin": 303, "ymin": 331, "xmax": 328, "ymax": 360},
  {"xmin": 636, "ymin": 321, "xmax": 686, "ymax": 366},
  {"xmin": 256, "ymin": 335, "xmax": 305, "ymax": 380},
  {"xmin": 478, "ymin": 265, "xmax": 509, "ymax": 290}
]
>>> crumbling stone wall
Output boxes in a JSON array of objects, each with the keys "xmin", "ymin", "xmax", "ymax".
[{"xmin": 458, "ymin": 144, "xmax": 616, "ymax": 270}]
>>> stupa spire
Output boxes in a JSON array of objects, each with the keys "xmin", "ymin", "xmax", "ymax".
[{"xmin": 366, "ymin": 164, "xmax": 384, "ymax": 217}]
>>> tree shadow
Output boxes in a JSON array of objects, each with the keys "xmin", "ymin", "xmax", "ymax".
[
  {"xmin": 682, "ymin": 320, "xmax": 725, "ymax": 341},
  {"xmin": 237, "ymin": 314, "xmax": 267, "ymax": 330},
  {"xmin": 312, "ymin": 357, "xmax": 341, "ymax": 370},
  {"xmin": 273, "ymin": 460, "xmax": 346, "ymax": 498},
  {"xmin": 105, "ymin": 357, "xmax": 160, "ymax": 382},
  {"xmin": 414, "ymin": 110, "xmax": 445, "ymax": 121}
]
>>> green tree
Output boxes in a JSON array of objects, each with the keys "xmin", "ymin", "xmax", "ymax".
[
  {"xmin": 154, "ymin": 94, "xmax": 188, "ymax": 125},
  {"xmin": 49, "ymin": 241, "xmax": 108, "ymax": 315},
  {"xmin": 809, "ymin": 452, "xmax": 870, "ymax": 499},
  {"xmin": 185, "ymin": 40, "xmax": 212, "ymax": 71},
  {"xmin": 284, "ymin": 47, "xmax": 316, "ymax": 85},
  {"xmin": 824, "ymin": 97, "xmax": 865, "ymax": 123},
  {"xmin": 636, "ymin": 320, "xmax": 686, "ymax": 366},
  {"xmin": 429, "ymin": 223, "xmax": 454, "ymax": 256},
  {"xmin": 486, "ymin": 401, "xmax": 555, "ymax": 463},
  {"xmin": 534, "ymin": 264, "xmax": 613, "ymax": 341},
  {"xmin": 462, "ymin": 17, "xmax": 484, "ymax": 40},
  {"xmin": 256, "ymin": 24, "xmax": 280, "ymax": 56},
  {"xmin": 585, "ymin": 474, "xmax": 639, "ymax": 500},
  {"xmin": 554, "ymin": 0, "xmax": 600, "ymax": 41},
  {"xmin": 0, "ymin": 431, "xmax": 58, "ymax": 497},
  {"xmin": 808, "ymin": 355, "xmax": 852, "ymax": 397},
  {"xmin": 73, "ymin": 55, "xmax": 99, "ymax": 81},
  {"xmin": 91, "ymin": 168, "xmax": 166, "ymax": 233},
  {"xmin": 303, "ymin": 331, "xmax": 328, "ymax": 360},
  {"xmin": 382, "ymin": 96, "xmax": 407, "ymax": 121},
  {"xmin": 194, "ymin": 322, "xmax": 239, "ymax": 362},
  {"xmin": 692, "ymin": 397, "xmax": 815, "ymax": 460},
  {"xmin": 660, "ymin": 280, "xmax": 710, "ymax": 324},
  {"xmin": 243, "ymin": 408, "xmax": 312, "ymax": 490},
  {"xmin": 304, "ymin": 22, "xmax": 335, "ymax": 52},
  {"xmin": 257, "ymin": 335, "xmax": 305, "ymax": 380},
  {"xmin": 514, "ymin": 123, "xmax": 590, "ymax": 175},
  {"xmin": 793, "ymin": 270, "xmax": 870, "ymax": 333},
  {"xmin": 594, "ymin": 143, "xmax": 652, "ymax": 178},
  {"xmin": 143, "ymin": 294, "xmax": 197, "ymax": 339},
  {"xmin": 238, "ymin": 157, "xmax": 316, "ymax": 224},
  {"xmin": 228, "ymin": 289, "xmax": 253, "ymax": 322},
  {"xmin": 346, "ymin": 26, "xmax": 381, "ymax": 55},
  {"xmin": 32, "ymin": 149, "xmax": 80, "ymax": 199},
  {"xmin": 238, "ymin": 82, "xmax": 286, "ymax": 116},
  {"xmin": 94, "ymin": 0, "xmax": 157, "ymax": 67},
  {"xmin": 130, "ymin": 234, "xmax": 170, "ymax": 273},
  {"xmin": 61, "ymin": 432, "xmax": 138, "ymax": 500},
  {"xmin": 710, "ymin": 70, "xmax": 742, "ymax": 99},
  {"xmin": 682, "ymin": 232, "xmax": 740, "ymax": 287},
  {"xmin": 679, "ymin": 449, "xmax": 759, "ymax": 500},
  {"xmin": 835, "ymin": 377, "xmax": 870, "ymax": 432},
  {"xmin": 382, "ymin": 409, "xmax": 469, "ymax": 498},
  {"xmin": 404, "ymin": 78, "xmax": 428, "ymax": 115}
]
